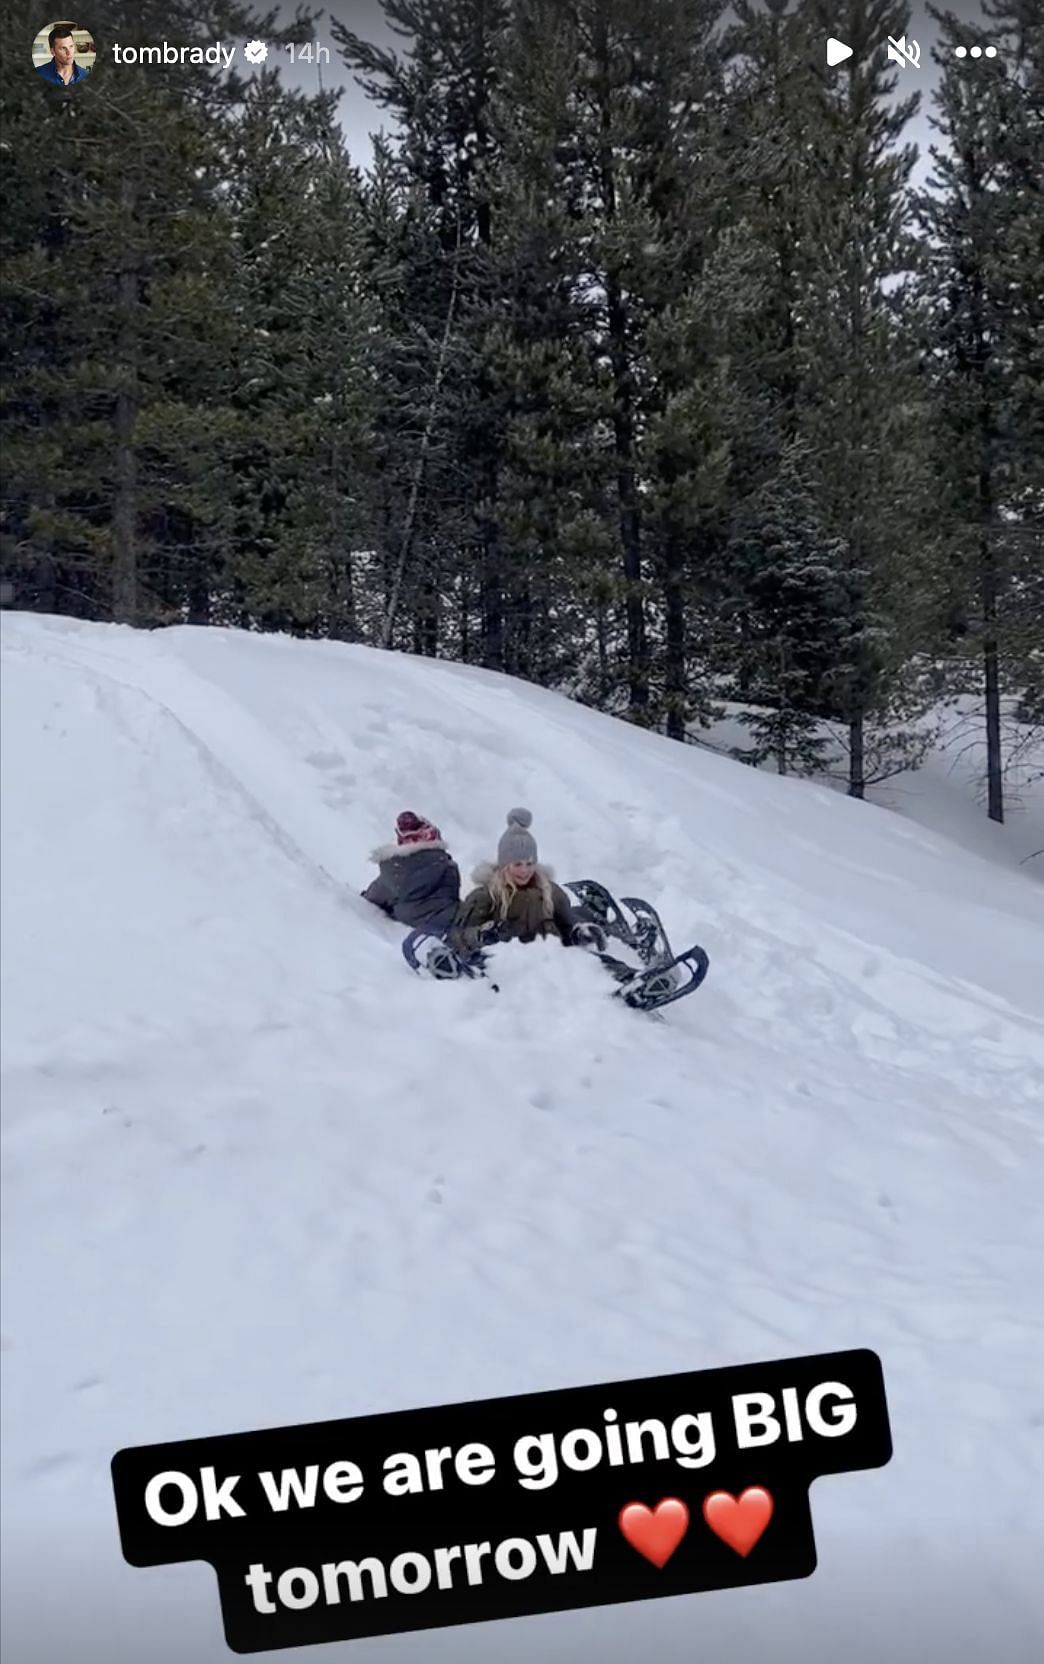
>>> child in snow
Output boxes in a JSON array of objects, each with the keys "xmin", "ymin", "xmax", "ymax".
[
  {"xmin": 362, "ymin": 811, "xmax": 461, "ymax": 932},
  {"xmin": 452, "ymin": 809, "xmax": 603, "ymax": 954}
]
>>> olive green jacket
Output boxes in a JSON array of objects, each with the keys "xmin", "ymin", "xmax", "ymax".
[{"xmin": 452, "ymin": 863, "xmax": 576, "ymax": 953}]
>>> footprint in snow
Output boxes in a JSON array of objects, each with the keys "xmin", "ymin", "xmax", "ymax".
[{"xmin": 28, "ymin": 1452, "xmax": 77, "ymax": 1482}]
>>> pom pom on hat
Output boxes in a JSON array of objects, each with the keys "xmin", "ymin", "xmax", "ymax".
[{"xmin": 498, "ymin": 806, "xmax": 538, "ymax": 867}]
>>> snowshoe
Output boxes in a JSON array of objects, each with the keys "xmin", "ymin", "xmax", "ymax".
[
  {"xmin": 568, "ymin": 882, "xmax": 671, "ymax": 966},
  {"xmin": 615, "ymin": 945, "xmax": 710, "ymax": 1013},
  {"xmin": 568, "ymin": 881, "xmax": 710, "ymax": 1014},
  {"xmin": 619, "ymin": 896, "xmax": 673, "ymax": 967},
  {"xmin": 402, "ymin": 929, "xmax": 490, "ymax": 982},
  {"xmin": 565, "ymin": 881, "xmax": 638, "ymax": 951}
]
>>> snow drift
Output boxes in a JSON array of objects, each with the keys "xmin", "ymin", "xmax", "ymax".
[{"xmin": 2, "ymin": 613, "xmax": 1043, "ymax": 1664}]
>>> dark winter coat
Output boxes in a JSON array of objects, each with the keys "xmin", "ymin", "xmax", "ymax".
[
  {"xmin": 451, "ymin": 863, "xmax": 578, "ymax": 953},
  {"xmin": 362, "ymin": 840, "xmax": 461, "ymax": 932}
]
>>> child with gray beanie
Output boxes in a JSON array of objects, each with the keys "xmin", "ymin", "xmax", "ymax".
[
  {"xmin": 497, "ymin": 807, "xmax": 539, "ymax": 868},
  {"xmin": 452, "ymin": 808, "xmax": 603, "ymax": 953}
]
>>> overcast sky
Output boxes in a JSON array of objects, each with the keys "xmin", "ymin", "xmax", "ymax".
[{"xmin": 278, "ymin": 3, "xmax": 1003, "ymax": 188}]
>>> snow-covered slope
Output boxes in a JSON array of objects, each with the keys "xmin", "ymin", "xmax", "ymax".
[
  {"xmin": 699, "ymin": 703, "xmax": 1044, "ymax": 876},
  {"xmin": 2, "ymin": 613, "xmax": 1043, "ymax": 1664}
]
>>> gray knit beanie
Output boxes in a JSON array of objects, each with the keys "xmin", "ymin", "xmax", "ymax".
[{"xmin": 497, "ymin": 807, "xmax": 538, "ymax": 867}]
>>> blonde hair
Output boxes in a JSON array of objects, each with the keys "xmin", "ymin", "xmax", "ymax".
[{"xmin": 490, "ymin": 865, "xmax": 553, "ymax": 922}]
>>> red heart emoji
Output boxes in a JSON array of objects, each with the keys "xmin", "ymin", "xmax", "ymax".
[
  {"xmin": 702, "ymin": 1487, "xmax": 774, "ymax": 1557},
  {"xmin": 618, "ymin": 1497, "xmax": 690, "ymax": 1568}
]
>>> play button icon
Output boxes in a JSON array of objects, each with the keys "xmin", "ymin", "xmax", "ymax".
[{"xmin": 827, "ymin": 38, "xmax": 853, "ymax": 65}]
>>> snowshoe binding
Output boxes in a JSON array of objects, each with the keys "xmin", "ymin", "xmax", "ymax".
[
  {"xmin": 619, "ymin": 896, "xmax": 672, "ymax": 967},
  {"xmin": 402, "ymin": 929, "xmax": 490, "ymax": 982},
  {"xmin": 565, "ymin": 881, "xmax": 638, "ymax": 951},
  {"xmin": 614, "ymin": 945, "xmax": 710, "ymax": 1012}
]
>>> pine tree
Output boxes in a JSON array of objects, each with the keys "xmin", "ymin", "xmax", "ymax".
[
  {"xmin": 479, "ymin": 6, "xmax": 614, "ymax": 688},
  {"xmin": 642, "ymin": 265, "xmax": 739, "ymax": 738},
  {"xmin": 800, "ymin": 0, "xmax": 935, "ymax": 794},
  {"xmin": 218, "ymin": 76, "xmax": 379, "ymax": 636},
  {"xmin": 351, "ymin": 136, "xmax": 469, "ymax": 652},
  {"xmin": 720, "ymin": 0, "xmax": 933, "ymax": 789},
  {"xmin": 919, "ymin": 5, "xmax": 1044, "ymax": 821},
  {"xmin": 726, "ymin": 444, "xmax": 852, "ymax": 773},
  {"xmin": 715, "ymin": 0, "xmax": 839, "ymax": 761},
  {"xmin": 983, "ymin": 0, "xmax": 1044, "ymax": 742},
  {"xmin": 333, "ymin": 0, "xmax": 513, "ymax": 667},
  {"xmin": 723, "ymin": 0, "xmax": 824, "ymax": 461},
  {"xmin": 616, "ymin": 0, "xmax": 733, "ymax": 737},
  {"xmin": 488, "ymin": 0, "xmax": 731, "ymax": 719},
  {"xmin": 0, "ymin": 2, "xmax": 310, "ymax": 624}
]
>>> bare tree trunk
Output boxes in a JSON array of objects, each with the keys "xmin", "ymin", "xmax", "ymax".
[
  {"xmin": 185, "ymin": 559, "xmax": 210, "ymax": 626},
  {"xmin": 607, "ymin": 296, "xmax": 647, "ymax": 712},
  {"xmin": 981, "ymin": 529, "xmax": 1004, "ymax": 823},
  {"xmin": 972, "ymin": 250, "xmax": 1004, "ymax": 822},
  {"xmin": 844, "ymin": 174, "xmax": 870, "ymax": 802},
  {"xmin": 844, "ymin": 556, "xmax": 868, "ymax": 800},
  {"xmin": 663, "ymin": 536, "xmax": 685, "ymax": 740},
  {"xmin": 595, "ymin": 14, "xmax": 647, "ymax": 715},
  {"xmin": 327, "ymin": 430, "xmax": 356, "ymax": 641},
  {"xmin": 112, "ymin": 177, "xmax": 139, "ymax": 625},
  {"xmin": 849, "ymin": 712, "xmax": 865, "ymax": 799},
  {"xmin": 479, "ymin": 507, "xmax": 504, "ymax": 671},
  {"xmin": 412, "ymin": 553, "xmax": 439, "ymax": 657},
  {"xmin": 511, "ymin": 581, "xmax": 533, "ymax": 679},
  {"xmin": 596, "ymin": 597, "xmax": 609, "ymax": 691},
  {"xmin": 459, "ymin": 574, "xmax": 471, "ymax": 663},
  {"xmin": 30, "ymin": 551, "xmax": 58, "ymax": 614},
  {"xmin": 380, "ymin": 230, "xmax": 461, "ymax": 649},
  {"xmin": 777, "ymin": 642, "xmax": 789, "ymax": 775},
  {"xmin": 847, "ymin": 537, "xmax": 867, "ymax": 796}
]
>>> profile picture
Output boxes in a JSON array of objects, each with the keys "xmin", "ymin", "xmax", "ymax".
[{"xmin": 32, "ymin": 21, "xmax": 96, "ymax": 87}]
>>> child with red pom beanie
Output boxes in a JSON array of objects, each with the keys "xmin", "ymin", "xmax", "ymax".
[{"xmin": 362, "ymin": 811, "xmax": 461, "ymax": 931}]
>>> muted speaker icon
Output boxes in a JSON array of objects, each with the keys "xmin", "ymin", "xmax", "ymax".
[{"xmin": 887, "ymin": 35, "xmax": 921, "ymax": 69}]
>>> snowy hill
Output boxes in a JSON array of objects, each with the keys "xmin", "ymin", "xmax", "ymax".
[
  {"xmin": 2, "ymin": 612, "xmax": 1043, "ymax": 1664},
  {"xmin": 698, "ymin": 702, "xmax": 1044, "ymax": 877}
]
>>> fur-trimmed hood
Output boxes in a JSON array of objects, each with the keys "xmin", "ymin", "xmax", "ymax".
[
  {"xmin": 370, "ymin": 839, "xmax": 449, "ymax": 864},
  {"xmin": 470, "ymin": 860, "xmax": 556, "ymax": 888}
]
